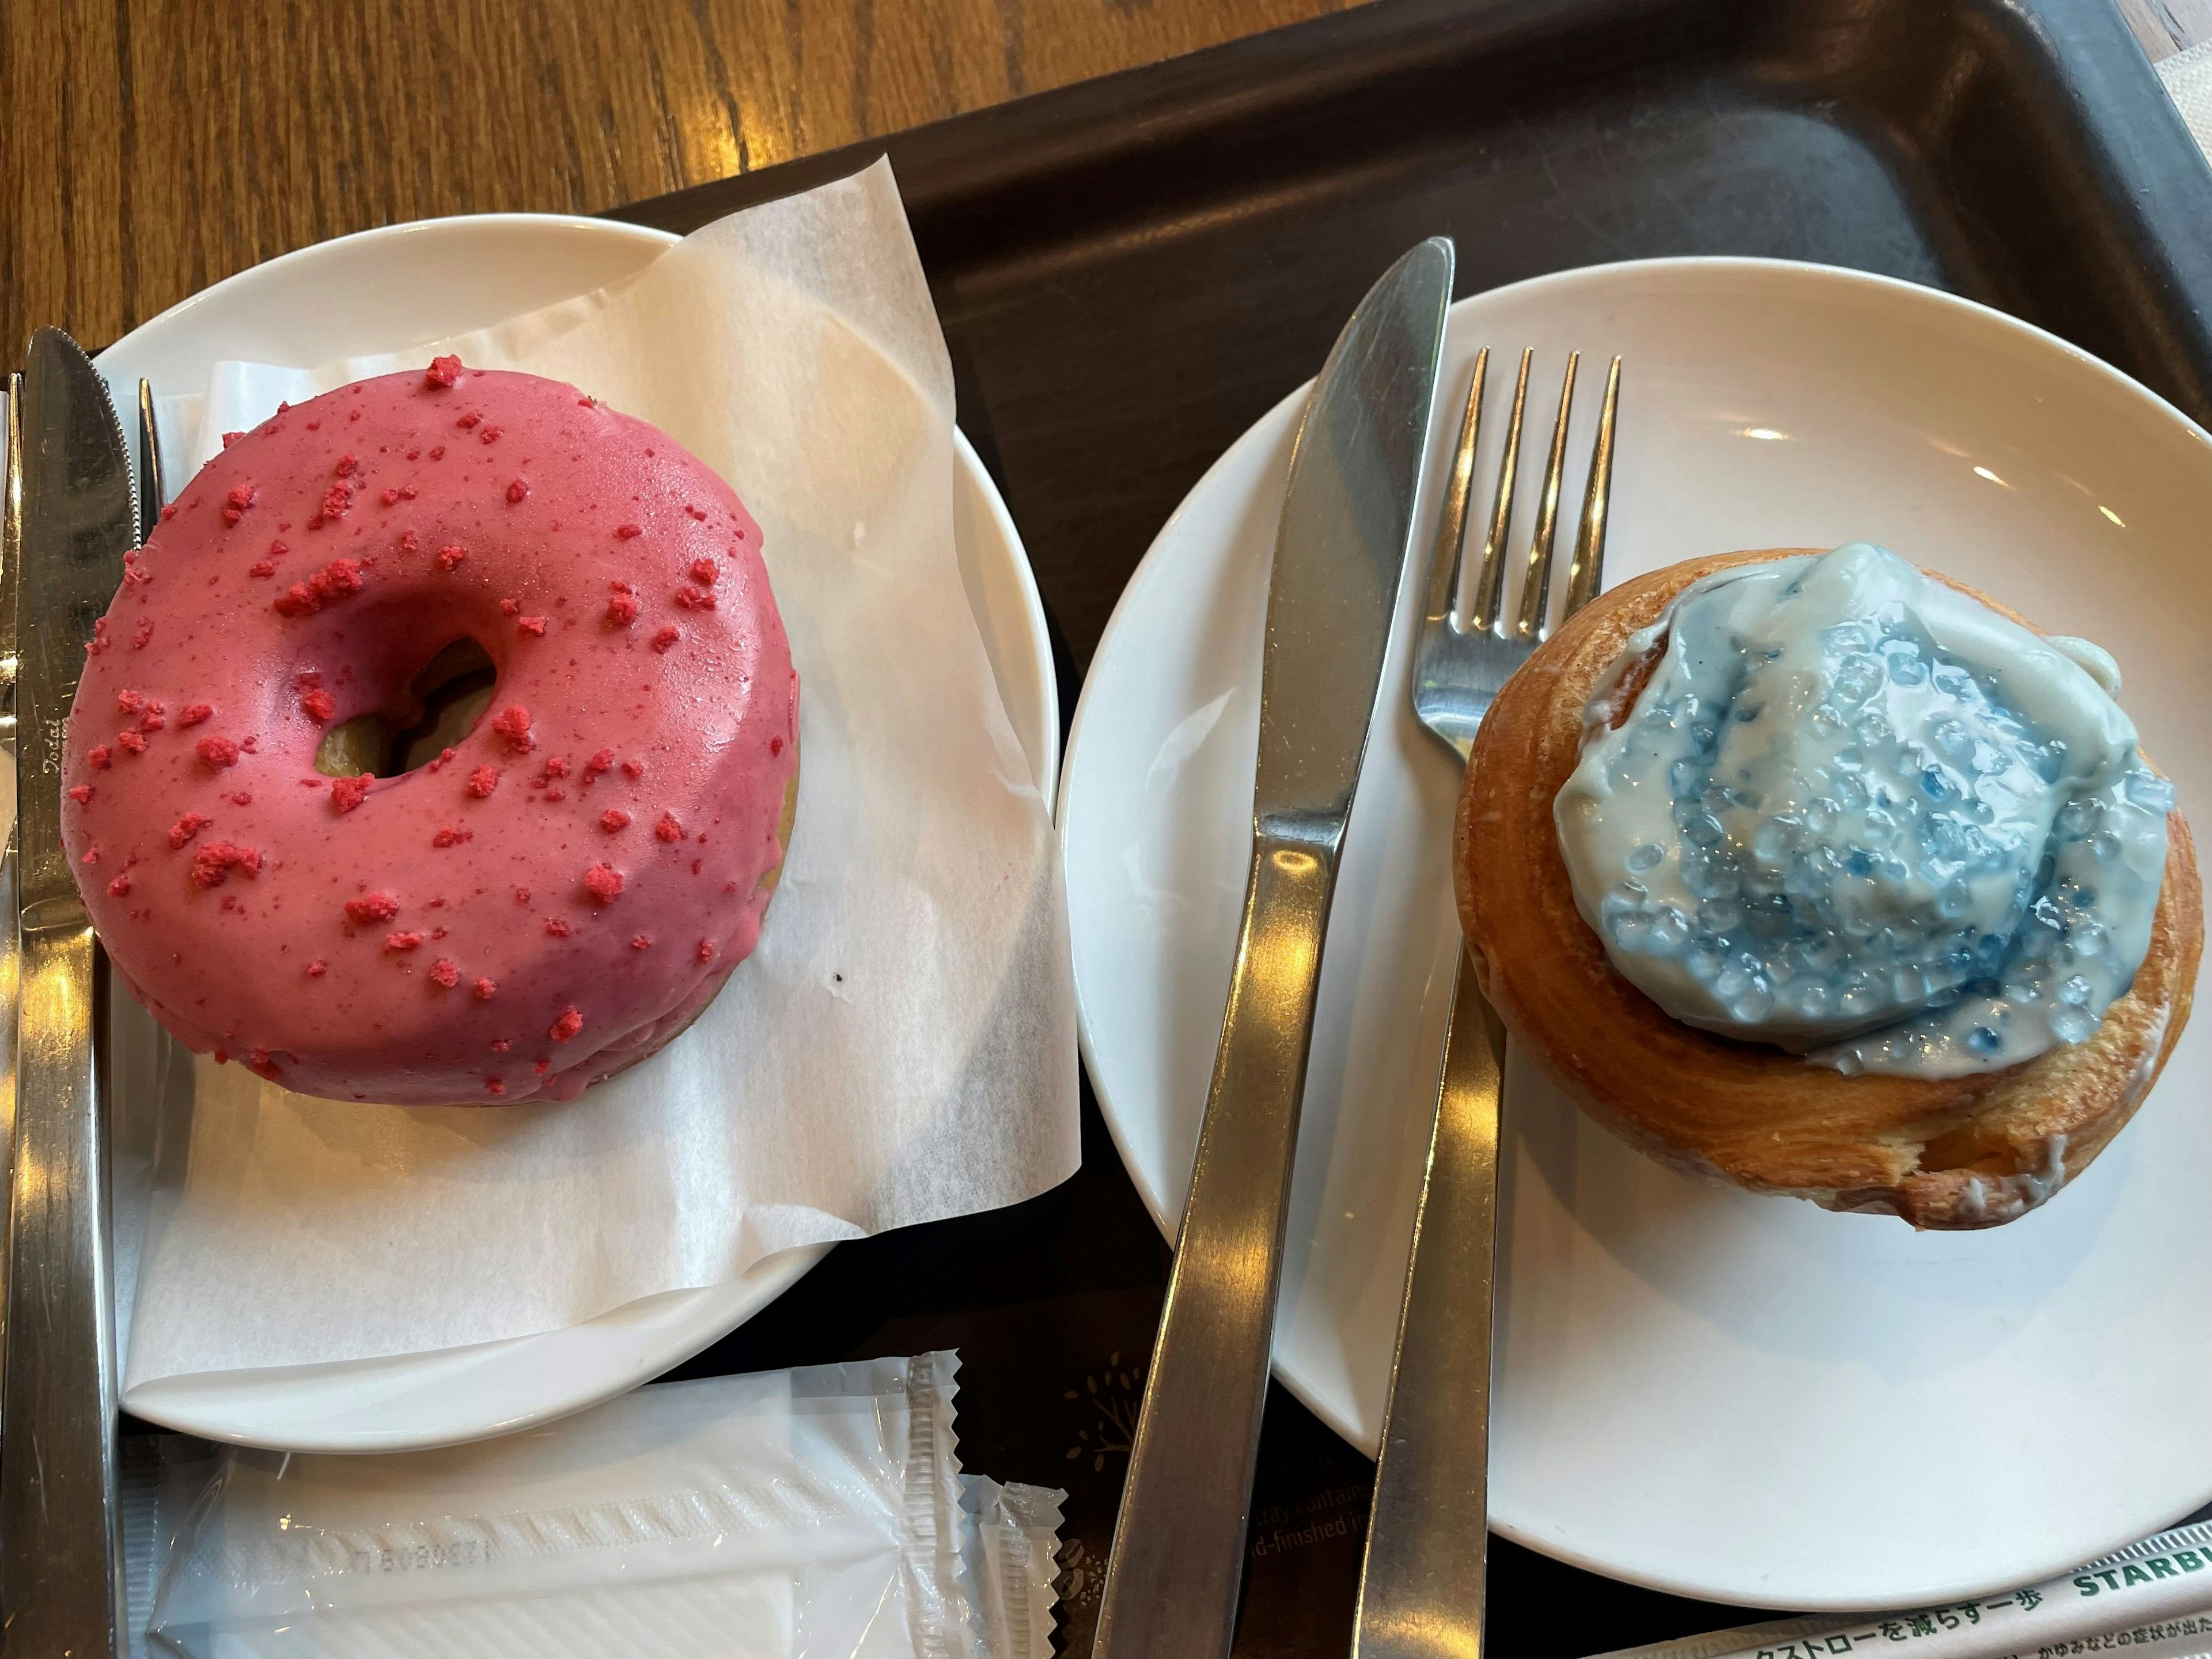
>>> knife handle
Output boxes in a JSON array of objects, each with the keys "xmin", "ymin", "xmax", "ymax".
[
  {"xmin": 1351, "ymin": 948, "xmax": 1505, "ymax": 1659},
  {"xmin": 3, "ymin": 916, "xmax": 125, "ymax": 1656},
  {"xmin": 1094, "ymin": 831, "xmax": 1340, "ymax": 1659}
]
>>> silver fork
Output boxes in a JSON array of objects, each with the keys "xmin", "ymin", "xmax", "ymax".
[{"xmin": 1351, "ymin": 346, "xmax": 1620, "ymax": 1659}]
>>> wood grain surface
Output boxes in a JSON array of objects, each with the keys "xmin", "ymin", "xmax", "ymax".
[{"xmin": 0, "ymin": 0, "xmax": 1353, "ymax": 355}]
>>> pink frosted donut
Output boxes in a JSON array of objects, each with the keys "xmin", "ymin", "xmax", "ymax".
[{"xmin": 60, "ymin": 359, "xmax": 799, "ymax": 1105}]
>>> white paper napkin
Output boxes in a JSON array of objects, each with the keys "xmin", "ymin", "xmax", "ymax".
[{"xmin": 118, "ymin": 159, "xmax": 1078, "ymax": 1390}]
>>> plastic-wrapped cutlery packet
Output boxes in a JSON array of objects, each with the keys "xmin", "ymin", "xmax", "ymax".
[
  {"xmin": 131, "ymin": 1351, "xmax": 1061, "ymax": 1658},
  {"xmin": 1588, "ymin": 1520, "xmax": 2212, "ymax": 1659}
]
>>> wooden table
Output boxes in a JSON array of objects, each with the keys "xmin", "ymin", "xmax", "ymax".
[{"xmin": 2, "ymin": 0, "xmax": 1358, "ymax": 355}]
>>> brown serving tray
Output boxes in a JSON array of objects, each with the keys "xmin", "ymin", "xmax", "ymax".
[{"xmin": 618, "ymin": 2, "xmax": 2212, "ymax": 1653}]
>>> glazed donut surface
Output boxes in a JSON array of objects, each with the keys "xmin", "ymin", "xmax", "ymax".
[
  {"xmin": 1456, "ymin": 549, "xmax": 2201, "ymax": 1229},
  {"xmin": 62, "ymin": 362, "xmax": 800, "ymax": 1105}
]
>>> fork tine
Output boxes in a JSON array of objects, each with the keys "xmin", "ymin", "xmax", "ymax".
[
  {"xmin": 1421, "ymin": 350, "xmax": 1487, "ymax": 632},
  {"xmin": 137, "ymin": 378, "xmax": 164, "ymax": 547},
  {"xmin": 1562, "ymin": 356, "xmax": 1620, "ymax": 623},
  {"xmin": 1513, "ymin": 351, "xmax": 1580, "ymax": 641},
  {"xmin": 1468, "ymin": 348, "xmax": 1531, "ymax": 634}
]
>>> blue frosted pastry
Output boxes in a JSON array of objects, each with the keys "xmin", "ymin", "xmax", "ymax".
[{"xmin": 1457, "ymin": 546, "xmax": 2199, "ymax": 1229}]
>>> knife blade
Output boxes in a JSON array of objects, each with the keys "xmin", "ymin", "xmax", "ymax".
[
  {"xmin": 1, "ymin": 371, "xmax": 22, "ymax": 1433},
  {"xmin": 1093, "ymin": 236, "xmax": 1455, "ymax": 1659},
  {"xmin": 4, "ymin": 327, "xmax": 135, "ymax": 1656}
]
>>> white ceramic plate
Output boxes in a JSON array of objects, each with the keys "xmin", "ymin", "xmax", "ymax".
[
  {"xmin": 96, "ymin": 214, "xmax": 1059, "ymax": 1452},
  {"xmin": 1060, "ymin": 258, "xmax": 2212, "ymax": 1610}
]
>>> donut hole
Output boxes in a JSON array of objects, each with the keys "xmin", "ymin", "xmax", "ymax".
[{"xmin": 312, "ymin": 637, "xmax": 498, "ymax": 779}]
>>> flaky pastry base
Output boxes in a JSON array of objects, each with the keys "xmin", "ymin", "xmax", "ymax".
[{"xmin": 1454, "ymin": 549, "xmax": 2202, "ymax": 1229}]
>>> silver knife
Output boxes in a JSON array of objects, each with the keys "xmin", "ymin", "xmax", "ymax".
[
  {"xmin": 1093, "ymin": 237, "xmax": 1455, "ymax": 1659},
  {"xmin": 5, "ymin": 328, "xmax": 134, "ymax": 1656},
  {"xmin": 1, "ymin": 372, "xmax": 22, "ymax": 1431}
]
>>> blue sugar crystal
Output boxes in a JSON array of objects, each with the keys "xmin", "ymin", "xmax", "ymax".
[
  {"xmin": 1627, "ymin": 842, "xmax": 1665, "ymax": 872},
  {"xmin": 2125, "ymin": 770, "xmax": 2176, "ymax": 813},
  {"xmin": 2050, "ymin": 1003, "xmax": 2095, "ymax": 1045},
  {"xmin": 1752, "ymin": 816, "xmax": 1798, "ymax": 863},
  {"xmin": 1832, "ymin": 654, "xmax": 1886, "ymax": 703}
]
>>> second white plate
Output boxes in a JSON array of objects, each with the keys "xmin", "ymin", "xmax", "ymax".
[
  {"xmin": 96, "ymin": 213, "xmax": 1059, "ymax": 1453},
  {"xmin": 1060, "ymin": 257, "xmax": 2212, "ymax": 1609}
]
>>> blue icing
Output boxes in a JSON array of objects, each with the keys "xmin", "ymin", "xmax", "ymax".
[{"xmin": 1555, "ymin": 544, "xmax": 2171, "ymax": 1080}]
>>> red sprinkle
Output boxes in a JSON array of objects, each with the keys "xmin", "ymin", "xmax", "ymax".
[
  {"xmin": 302, "ymin": 687, "xmax": 336, "ymax": 723},
  {"xmin": 437, "ymin": 543, "xmax": 466, "ymax": 571},
  {"xmin": 197, "ymin": 736, "xmax": 241, "ymax": 769},
  {"xmin": 191, "ymin": 840, "xmax": 262, "ymax": 888},
  {"xmin": 385, "ymin": 931, "xmax": 423, "ymax": 952},
  {"xmin": 544, "ymin": 917, "xmax": 573, "ymax": 938},
  {"xmin": 132, "ymin": 619, "xmax": 154, "ymax": 649},
  {"xmin": 222, "ymin": 430, "xmax": 244, "ymax": 448},
  {"xmin": 584, "ymin": 863, "xmax": 624, "ymax": 902},
  {"xmin": 651, "ymin": 624, "xmax": 681, "ymax": 653},
  {"xmin": 582, "ymin": 749, "xmax": 615, "ymax": 783},
  {"xmin": 167, "ymin": 812, "xmax": 211, "ymax": 849},
  {"xmin": 540, "ymin": 755, "xmax": 571, "ymax": 779},
  {"xmin": 697, "ymin": 939, "xmax": 715, "ymax": 962},
  {"xmin": 654, "ymin": 813, "xmax": 683, "ymax": 843},
  {"xmin": 630, "ymin": 934, "xmax": 652, "ymax": 950},
  {"xmin": 431, "ymin": 825, "xmax": 472, "ymax": 848},
  {"xmin": 491, "ymin": 705, "xmax": 533, "ymax": 751},
  {"xmin": 499, "ymin": 597, "xmax": 520, "ymax": 616},
  {"xmin": 517, "ymin": 615, "xmax": 547, "ymax": 637},
  {"xmin": 107, "ymin": 873, "xmax": 132, "ymax": 896},
  {"xmin": 88, "ymin": 745, "xmax": 113, "ymax": 770},
  {"xmin": 456, "ymin": 410, "xmax": 482, "ymax": 430},
  {"xmin": 159, "ymin": 503, "xmax": 177, "ymax": 522},
  {"xmin": 467, "ymin": 765, "xmax": 500, "ymax": 798},
  {"xmin": 506, "ymin": 479, "xmax": 529, "ymax": 503},
  {"xmin": 620, "ymin": 759, "xmax": 644, "ymax": 780},
  {"xmin": 479, "ymin": 425, "xmax": 501, "ymax": 444},
  {"xmin": 600, "ymin": 808, "xmax": 631, "ymax": 832},
  {"xmin": 549, "ymin": 1006, "xmax": 583, "ymax": 1043},
  {"xmin": 690, "ymin": 557, "xmax": 719, "ymax": 585},
  {"xmin": 614, "ymin": 522, "xmax": 643, "ymax": 540},
  {"xmin": 306, "ymin": 960, "xmax": 328, "ymax": 978},
  {"xmin": 222, "ymin": 483, "xmax": 257, "ymax": 526},
  {"xmin": 335, "ymin": 453, "xmax": 359, "ymax": 478},
  {"xmin": 380, "ymin": 487, "xmax": 399, "ymax": 506},
  {"xmin": 606, "ymin": 590, "xmax": 639, "ymax": 627},
  {"xmin": 248, "ymin": 560, "xmax": 275, "ymax": 578},
  {"xmin": 474, "ymin": 978, "xmax": 497, "ymax": 1001},
  {"xmin": 68, "ymin": 784, "xmax": 94, "ymax": 804},
  {"xmin": 345, "ymin": 892, "xmax": 400, "ymax": 923},
  {"xmin": 118, "ymin": 730, "xmax": 147, "ymax": 756},
  {"xmin": 770, "ymin": 735, "xmax": 784, "ymax": 757},
  {"xmin": 429, "ymin": 958, "xmax": 460, "ymax": 988},
  {"xmin": 331, "ymin": 774, "xmax": 371, "ymax": 813},
  {"xmin": 425, "ymin": 354, "xmax": 461, "ymax": 388},
  {"xmin": 274, "ymin": 557, "xmax": 366, "ymax": 617},
  {"xmin": 485, "ymin": 1078, "xmax": 507, "ymax": 1097},
  {"xmin": 248, "ymin": 1051, "xmax": 284, "ymax": 1082},
  {"xmin": 674, "ymin": 585, "xmax": 717, "ymax": 611},
  {"xmin": 118, "ymin": 689, "xmax": 145, "ymax": 715},
  {"xmin": 179, "ymin": 702, "xmax": 214, "ymax": 726}
]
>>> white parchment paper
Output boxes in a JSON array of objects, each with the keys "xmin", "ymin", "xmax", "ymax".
[{"xmin": 118, "ymin": 160, "xmax": 1078, "ymax": 1390}]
